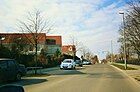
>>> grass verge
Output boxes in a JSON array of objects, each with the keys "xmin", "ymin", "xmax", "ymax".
[{"xmin": 112, "ymin": 63, "xmax": 137, "ymax": 70}]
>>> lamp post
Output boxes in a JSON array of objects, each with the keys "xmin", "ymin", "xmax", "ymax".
[
  {"xmin": 119, "ymin": 12, "xmax": 127, "ymax": 70},
  {"xmin": 111, "ymin": 40, "xmax": 114, "ymax": 62}
]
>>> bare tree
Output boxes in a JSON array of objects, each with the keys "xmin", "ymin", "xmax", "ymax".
[
  {"xmin": 69, "ymin": 35, "xmax": 82, "ymax": 60},
  {"xmin": 126, "ymin": 0, "xmax": 140, "ymax": 57},
  {"xmin": 80, "ymin": 44, "xmax": 94, "ymax": 60},
  {"xmin": 18, "ymin": 10, "xmax": 53, "ymax": 74},
  {"xmin": 85, "ymin": 51, "xmax": 94, "ymax": 60},
  {"xmin": 80, "ymin": 45, "xmax": 88, "ymax": 59},
  {"xmin": 118, "ymin": 0, "xmax": 140, "ymax": 59}
]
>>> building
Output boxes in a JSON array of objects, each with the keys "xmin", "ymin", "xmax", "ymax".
[
  {"xmin": 0, "ymin": 33, "xmax": 62, "ymax": 55},
  {"xmin": 62, "ymin": 45, "xmax": 76, "ymax": 56},
  {"xmin": 46, "ymin": 36, "xmax": 62, "ymax": 55}
]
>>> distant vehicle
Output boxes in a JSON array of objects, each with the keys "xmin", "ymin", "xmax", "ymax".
[
  {"xmin": 75, "ymin": 60, "xmax": 83, "ymax": 67},
  {"xmin": 0, "ymin": 58, "xmax": 26, "ymax": 82},
  {"xmin": 82, "ymin": 60, "xmax": 92, "ymax": 65},
  {"xmin": 60, "ymin": 59, "xmax": 76, "ymax": 69}
]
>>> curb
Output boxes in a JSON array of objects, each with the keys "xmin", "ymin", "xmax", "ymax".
[
  {"xmin": 26, "ymin": 66, "xmax": 59, "ymax": 75},
  {"xmin": 42, "ymin": 67, "xmax": 59, "ymax": 72}
]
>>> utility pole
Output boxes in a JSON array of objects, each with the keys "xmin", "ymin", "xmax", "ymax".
[
  {"xmin": 119, "ymin": 12, "xmax": 127, "ymax": 70},
  {"xmin": 111, "ymin": 40, "xmax": 113, "ymax": 62}
]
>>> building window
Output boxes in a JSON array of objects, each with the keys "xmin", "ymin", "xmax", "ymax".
[
  {"xmin": 46, "ymin": 39, "xmax": 56, "ymax": 45},
  {"xmin": 69, "ymin": 47, "xmax": 72, "ymax": 51}
]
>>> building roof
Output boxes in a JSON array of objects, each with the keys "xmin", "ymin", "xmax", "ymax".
[{"xmin": 0, "ymin": 33, "xmax": 46, "ymax": 44}]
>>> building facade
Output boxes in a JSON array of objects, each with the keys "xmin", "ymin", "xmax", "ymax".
[
  {"xmin": 46, "ymin": 36, "xmax": 62, "ymax": 55},
  {"xmin": 0, "ymin": 33, "xmax": 62, "ymax": 55},
  {"xmin": 62, "ymin": 45, "xmax": 76, "ymax": 56}
]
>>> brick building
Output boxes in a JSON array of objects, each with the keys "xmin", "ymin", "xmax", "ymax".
[
  {"xmin": 62, "ymin": 45, "xmax": 76, "ymax": 56},
  {"xmin": 46, "ymin": 36, "xmax": 62, "ymax": 55},
  {"xmin": 0, "ymin": 33, "xmax": 62, "ymax": 55}
]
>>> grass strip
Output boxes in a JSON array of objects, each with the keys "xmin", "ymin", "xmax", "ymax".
[{"xmin": 112, "ymin": 63, "xmax": 137, "ymax": 70}]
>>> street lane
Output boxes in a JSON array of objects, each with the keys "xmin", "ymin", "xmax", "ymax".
[{"xmin": 24, "ymin": 64, "xmax": 140, "ymax": 92}]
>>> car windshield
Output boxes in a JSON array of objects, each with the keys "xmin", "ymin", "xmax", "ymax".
[
  {"xmin": 75, "ymin": 60, "xmax": 80, "ymax": 63},
  {"xmin": 63, "ymin": 60, "xmax": 72, "ymax": 63},
  {"xmin": 88, "ymin": 60, "xmax": 91, "ymax": 62}
]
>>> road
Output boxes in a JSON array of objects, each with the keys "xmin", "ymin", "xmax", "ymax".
[{"xmin": 23, "ymin": 64, "xmax": 140, "ymax": 92}]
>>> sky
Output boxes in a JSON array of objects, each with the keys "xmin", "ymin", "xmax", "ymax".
[{"xmin": 0, "ymin": 0, "xmax": 129, "ymax": 59}]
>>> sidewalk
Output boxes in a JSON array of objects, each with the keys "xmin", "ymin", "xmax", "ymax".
[
  {"xmin": 123, "ymin": 64, "xmax": 140, "ymax": 81},
  {"xmin": 113, "ymin": 63, "xmax": 140, "ymax": 85}
]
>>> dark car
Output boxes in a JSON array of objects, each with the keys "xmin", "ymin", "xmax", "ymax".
[
  {"xmin": 75, "ymin": 60, "xmax": 83, "ymax": 67},
  {"xmin": 0, "ymin": 58, "xmax": 26, "ymax": 82},
  {"xmin": 82, "ymin": 60, "xmax": 92, "ymax": 65}
]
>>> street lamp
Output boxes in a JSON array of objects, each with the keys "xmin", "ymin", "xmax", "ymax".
[
  {"xmin": 111, "ymin": 40, "xmax": 114, "ymax": 62},
  {"xmin": 119, "ymin": 12, "xmax": 127, "ymax": 70}
]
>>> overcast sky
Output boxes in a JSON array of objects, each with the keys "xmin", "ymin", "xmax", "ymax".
[{"xmin": 0, "ymin": 0, "xmax": 129, "ymax": 59}]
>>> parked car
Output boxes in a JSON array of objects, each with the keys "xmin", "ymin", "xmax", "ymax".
[
  {"xmin": 75, "ymin": 60, "xmax": 83, "ymax": 67},
  {"xmin": 82, "ymin": 60, "xmax": 92, "ymax": 65},
  {"xmin": 0, "ymin": 58, "xmax": 26, "ymax": 82},
  {"xmin": 0, "ymin": 85, "xmax": 25, "ymax": 92},
  {"xmin": 60, "ymin": 59, "xmax": 76, "ymax": 69}
]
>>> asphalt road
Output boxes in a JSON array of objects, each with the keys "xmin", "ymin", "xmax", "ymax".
[{"xmin": 23, "ymin": 64, "xmax": 140, "ymax": 92}]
